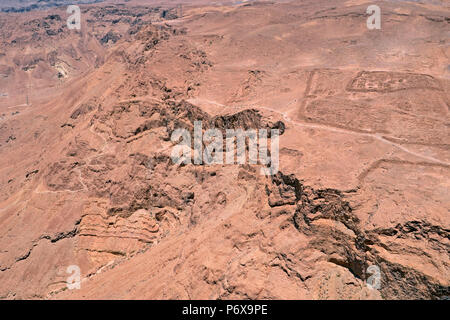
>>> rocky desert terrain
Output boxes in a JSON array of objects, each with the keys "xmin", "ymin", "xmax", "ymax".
[{"xmin": 0, "ymin": 0, "xmax": 449, "ymax": 299}]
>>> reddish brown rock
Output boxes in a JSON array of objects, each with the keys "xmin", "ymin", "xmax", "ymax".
[{"xmin": 0, "ymin": 0, "xmax": 448, "ymax": 300}]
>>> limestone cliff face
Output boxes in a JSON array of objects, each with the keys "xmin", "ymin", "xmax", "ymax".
[{"xmin": 0, "ymin": 0, "xmax": 448, "ymax": 300}]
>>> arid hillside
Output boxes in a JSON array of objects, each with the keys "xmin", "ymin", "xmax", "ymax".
[{"xmin": 0, "ymin": 0, "xmax": 449, "ymax": 299}]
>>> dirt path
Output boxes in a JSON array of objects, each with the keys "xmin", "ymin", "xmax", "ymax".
[{"xmin": 189, "ymin": 97, "xmax": 450, "ymax": 167}]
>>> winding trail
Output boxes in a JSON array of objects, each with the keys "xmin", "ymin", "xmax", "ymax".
[{"xmin": 33, "ymin": 124, "xmax": 112, "ymax": 196}]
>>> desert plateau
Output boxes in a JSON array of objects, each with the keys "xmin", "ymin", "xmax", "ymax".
[{"xmin": 0, "ymin": 0, "xmax": 449, "ymax": 300}]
